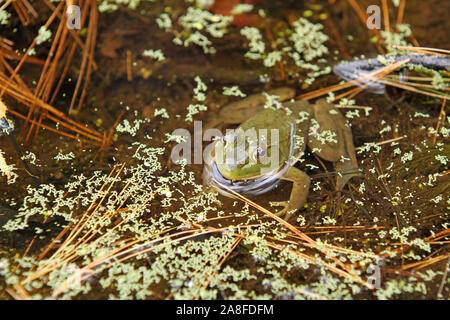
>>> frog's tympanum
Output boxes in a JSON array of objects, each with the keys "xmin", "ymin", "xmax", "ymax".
[{"xmin": 204, "ymin": 88, "xmax": 359, "ymax": 220}]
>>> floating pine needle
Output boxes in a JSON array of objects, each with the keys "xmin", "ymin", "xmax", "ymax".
[
  {"xmin": 392, "ymin": 46, "xmax": 450, "ymax": 56},
  {"xmin": 298, "ymin": 58, "xmax": 411, "ymax": 101},
  {"xmin": 214, "ymin": 181, "xmax": 375, "ymax": 290},
  {"xmin": 354, "ymin": 136, "xmax": 406, "ymax": 151}
]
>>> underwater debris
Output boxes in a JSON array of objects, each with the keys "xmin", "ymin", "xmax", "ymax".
[{"xmin": 333, "ymin": 54, "xmax": 450, "ymax": 94}]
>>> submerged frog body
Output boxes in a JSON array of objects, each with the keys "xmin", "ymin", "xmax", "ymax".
[{"xmin": 204, "ymin": 88, "xmax": 359, "ymax": 220}]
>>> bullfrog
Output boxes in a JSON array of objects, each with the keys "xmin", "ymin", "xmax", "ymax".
[{"xmin": 203, "ymin": 88, "xmax": 359, "ymax": 220}]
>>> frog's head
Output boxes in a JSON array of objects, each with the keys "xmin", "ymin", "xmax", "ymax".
[{"xmin": 214, "ymin": 129, "xmax": 282, "ymax": 181}]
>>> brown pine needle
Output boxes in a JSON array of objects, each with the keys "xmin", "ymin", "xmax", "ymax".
[
  {"xmin": 343, "ymin": 58, "xmax": 412, "ymax": 100},
  {"xmin": 5, "ymin": 287, "xmax": 26, "ymax": 300},
  {"xmin": 382, "ymin": 0, "xmax": 390, "ymax": 32},
  {"xmin": 378, "ymin": 78, "xmax": 450, "ymax": 100},
  {"xmin": 6, "ymin": 284, "xmax": 30, "ymax": 300},
  {"xmin": 396, "ymin": 0, "xmax": 406, "ymax": 26},
  {"xmin": 298, "ymin": 58, "xmax": 411, "ymax": 102},
  {"xmin": 355, "ymin": 136, "xmax": 406, "ymax": 151},
  {"xmin": 401, "ymin": 254, "xmax": 450, "ymax": 272},
  {"xmin": 335, "ymin": 104, "xmax": 372, "ymax": 110},
  {"xmin": 387, "ymin": 74, "xmax": 450, "ymax": 82},
  {"xmin": 0, "ymin": 69, "xmax": 104, "ymax": 143},
  {"xmin": 68, "ymin": 0, "xmax": 98, "ymax": 113},
  {"xmin": 346, "ymin": 0, "xmax": 368, "ymax": 26},
  {"xmin": 0, "ymin": 0, "xmax": 64, "ymax": 99},
  {"xmin": 6, "ymin": 108, "xmax": 101, "ymax": 144},
  {"xmin": 0, "ymin": 1, "xmax": 13, "ymax": 12},
  {"xmin": 21, "ymin": 0, "xmax": 38, "ymax": 18},
  {"xmin": 215, "ymin": 182, "xmax": 375, "ymax": 290},
  {"xmin": 297, "ymin": 81, "xmax": 354, "ymax": 101},
  {"xmin": 427, "ymin": 229, "xmax": 450, "ymax": 242},
  {"xmin": 392, "ymin": 45, "xmax": 450, "ymax": 56},
  {"xmin": 265, "ymin": 241, "xmax": 373, "ymax": 289},
  {"xmin": 346, "ymin": 0, "xmax": 384, "ymax": 53},
  {"xmin": 215, "ymin": 180, "xmax": 316, "ymax": 246},
  {"xmin": 324, "ymin": 16, "xmax": 351, "ymax": 60},
  {"xmin": 126, "ymin": 50, "xmax": 133, "ymax": 82},
  {"xmin": 433, "ymin": 99, "xmax": 447, "ymax": 145}
]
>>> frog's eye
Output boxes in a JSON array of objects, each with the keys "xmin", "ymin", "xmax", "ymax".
[
  {"xmin": 250, "ymin": 147, "xmax": 267, "ymax": 163},
  {"xmin": 257, "ymin": 147, "xmax": 266, "ymax": 157}
]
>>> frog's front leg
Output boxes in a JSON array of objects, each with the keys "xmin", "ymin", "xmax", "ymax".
[{"xmin": 272, "ymin": 167, "xmax": 311, "ymax": 220}]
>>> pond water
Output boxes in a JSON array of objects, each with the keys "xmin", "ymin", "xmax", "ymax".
[{"xmin": 0, "ymin": 0, "xmax": 448, "ymax": 300}]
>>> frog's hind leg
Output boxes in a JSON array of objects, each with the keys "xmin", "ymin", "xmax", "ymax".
[
  {"xmin": 272, "ymin": 167, "xmax": 311, "ymax": 220},
  {"xmin": 334, "ymin": 121, "xmax": 360, "ymax": 189},
  {"xmin": 307, "ymin": 99, "xmax": 360, "ymax": 190}
]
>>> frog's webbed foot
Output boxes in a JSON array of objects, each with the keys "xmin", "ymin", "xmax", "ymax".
[
  {"xmin": 307, "ymin": 99, "xmax": 360, "ymax": 190},
  {"xmin": 270, "ymin": 201, "xmax": 292, "ymax": 218},
  {"xmin": 271, "ymin": 167, "xmax": 311, "ymax": 220}
]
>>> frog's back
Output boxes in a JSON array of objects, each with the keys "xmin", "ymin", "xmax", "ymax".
[{"xmin": 240, "ymin": 108, "xmax": 293, "ymax": 131}]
